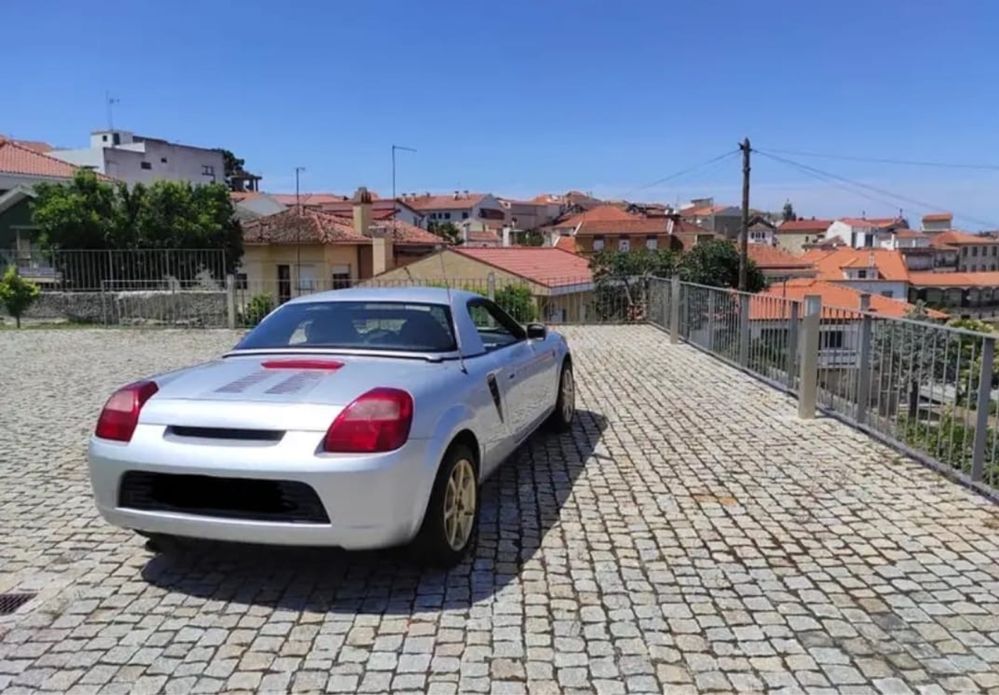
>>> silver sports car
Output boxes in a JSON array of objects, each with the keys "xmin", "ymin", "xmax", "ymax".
[{"xmin": 88, "ymin": 287, "xmax": 574, "ymax": 565}]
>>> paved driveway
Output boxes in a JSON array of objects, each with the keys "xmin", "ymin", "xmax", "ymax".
[{"xmin": 1, "ymin": 326, "xmax": 998, "ymax": 694}]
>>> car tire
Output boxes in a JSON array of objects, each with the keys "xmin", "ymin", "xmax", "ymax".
[
  {"xmin": 546, "ymin": 361, "xmax": 575, "ymax": 432},
  {"xmin": 413, "ymin": 443, "xmax": 479, "ymax": 567}
]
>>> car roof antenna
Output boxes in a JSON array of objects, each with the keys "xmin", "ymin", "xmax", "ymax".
[{"xmin": 437, "ymin": 248, "xmax": 468, "ymax": 374}]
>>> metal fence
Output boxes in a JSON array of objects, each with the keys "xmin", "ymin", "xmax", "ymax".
[
  {"xmin": 1, "ymin": 248, "xmax": 228, "ymax": 291},
  {"xmin": 652, "ymin": 276, "xmax": 999, "ymax": 498}
]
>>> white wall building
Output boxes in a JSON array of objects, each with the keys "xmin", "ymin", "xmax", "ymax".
[
  {"xmin": 826, "ymin": 217, "xmax": 907, "ymax": 249},
  {"xmin": 49, "ymin": 130, "xmax": 225, "ymax": 186},
  {"xmin": 403, "ymin": 192, "xmax": 506, "ymax": 227}
]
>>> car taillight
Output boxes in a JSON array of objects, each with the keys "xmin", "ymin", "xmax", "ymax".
[
  {"xmin": 95, "ymin": 380, "xmax": 159, "ymax": 442},
  {"xmin": 323, "ymin": 388, "xmax": 413, "ymax": 453}
]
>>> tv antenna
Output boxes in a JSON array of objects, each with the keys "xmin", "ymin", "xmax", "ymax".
[{"xmin": 105, "ymin": 92, "xmax": 120, "ymax": 133}]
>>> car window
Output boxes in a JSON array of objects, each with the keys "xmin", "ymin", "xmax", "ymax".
[
  {"xmin": 466, "ymin": 299, "xmax": 525, "ymax": 352},
  {"xmin": 237, "ymin": 301, "xmax": 457, "ymax": 352}
]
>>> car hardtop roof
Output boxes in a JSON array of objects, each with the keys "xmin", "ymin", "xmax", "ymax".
[{"xmin": 284, "ymin": 286, "xmax": 483, "ymax": 307}]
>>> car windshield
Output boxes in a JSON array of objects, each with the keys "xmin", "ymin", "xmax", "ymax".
[{"xmin": 236, "ymin": 301, "xmax": 458, "ymax": 353}]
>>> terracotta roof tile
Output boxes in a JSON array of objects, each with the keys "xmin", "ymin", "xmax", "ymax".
[
  {"xmin": 802, "ymin": 248, "xmax": 909, "ymax": 282},
  {"xmin": 777, "ymin": 219, "xmax": 832, "ymax": 233},
  {"xmin": 922, "ymin": 212, "xmax": 953, "ymax": 222},
  {"xmin": 553, "ymin": 235, "xmax": 579, "ymax": 253},
  {"xmin": 242, "ymin": 209, "xmax": 367, "ymax": 245},
  {"xmin": 746, "ymin": 245, "xmax": 814, "ymax": 269},
  {"xmin": 755, "ymin": 279, "xmax": 946, "ymax": 320},
  {"xmin": 0, "ymin": 138, "xmax": 92, "ymax": 179},
  {"xmin": 404, "ymin": 193, "xmax": 488, "ymax": 211},
  {"xmin": 452, "ymin": 247, "xmax": 591, "ymax": 288},
  {"xmin": 909, "ymin": 272, "xmax": 999, "ymax": 288},
  {"xmin": 837, "ymin": 217, "xmax": 905, "ymax": 228},
  {"xmin": 930, "ymin": 230, "xmax": 999, "ymax": 247},
  {"xmin": 556, "ymin": 204, "xmax": 637, "ymax": 229}
]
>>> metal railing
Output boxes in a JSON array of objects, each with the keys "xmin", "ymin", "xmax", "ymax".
[
  {"xmin": 1, "ymin": 248, "xmax": 228, "ymax": 291},
  {"xmin": 654, "ymin": 276, "xmax": 999, "ymax": 498}
]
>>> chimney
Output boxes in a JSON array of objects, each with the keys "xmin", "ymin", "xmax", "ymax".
[
  {"xmin": 352, "ymin": 186, "xmax": 372, "ymax": 238},
  {"xmin": 369, "ymin": 225, "xmax": 394, "ymax": 276},
  {"xmin": 502, "ymin": 226, "xmax": 511, "ymax": 247},
  {"xmin": 463, "ymin": 189, "xmax": 469, "ymax": 198},
  {"xmin": 453, "ymin": 190, "xmax": 460, "ymax": 200}
]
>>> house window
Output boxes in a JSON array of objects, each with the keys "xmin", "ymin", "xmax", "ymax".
[
  {"xmin": 881, "ymin": 291, "xmax": 893, "ymax": 298},
  {"xmin": 856, "ymin": 269, "xmax": 867, "ymax": 279},
  {"xmin": 593, "ymin": 236, "xmax": 605, "ymax": 251},
  {"xmin": 112, "ymin": 132, "xmax": 121, "ymax": 145},
  {"xmin": 202, "ymin": 164, "xmax": 215, "ymax": 177},
  {"xmin": 618, "ymin": 238, "xmax": 630, "ymax": 252},
  {"xmin": 235, "ymin": 273, "xmax": 248, "ymax": 290},
  {"xmin": 822, "ymin": 330, "xmax": 845, "ymax": 350},
  {"xmin": 102, "ymin": 134, "xmax": 108, "ymax": 142},
  {"xmin": 444, "ymin": 212, "xmax": 451, "ymax": 220},
  {"xmin": 331, "ymin": 265, "xmax": 351, "ymax": 289},
  {"xmin": 646, "ymin": 235, "xmax": 658, "ymax": 250},
  {"xmin": 993, "ymin": 246, "xmax": 997, "ymax": 256},
  {"xmin": 462, "ymin": 212, "xmax": 469, "ymax": 220},
  {"xmin": 963, "ymin": 247, "xmax": 969, "ymax": 257},
  {"xmin": 161, "ymin": 157, "xmax": 168, "ymax": 163},
  {"xmin": 140, "ymin": 161, "xmax": 152, "ymax": 170},
  {"xmin": 973, "ymin": 247, "xmax": 979, "ymax": 257}
]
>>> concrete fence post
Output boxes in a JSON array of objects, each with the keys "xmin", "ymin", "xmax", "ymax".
[
  {"xmin": 669, "ymin": 276, "xmax": 681, "ymax": 344},
  {"xmin": 738, "ymin": 293, "xmax": 750, "ymax": 367},
  {"xmin": 855, "ymin": 294, "xmax": 873, "ymax": 424},
  {"xmin": 487, "ymin": 271, "xmax": 496, "ymax": 301},
  {"xmin": 798, "ymin": 294, "xmax": 822, "ymax": 419},
  {"xmin": 971, "ymin": 336, "xmax": 995, "ymax": 481},
  {"xmin": 785, "ymin": 301, "xmax": 799, "ymax": 389},
  {"xmin": 706, "ymin": 291, "xmax": 716, "ymax": 352},
  {"xmin": 225, "ymin": 274, "xmax": 237, "ymax": 329}
]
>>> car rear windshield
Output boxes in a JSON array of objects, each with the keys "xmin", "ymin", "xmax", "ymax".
[{"xmin": 236, "ymin": 301, "xmax": 458, "ymax": 353}]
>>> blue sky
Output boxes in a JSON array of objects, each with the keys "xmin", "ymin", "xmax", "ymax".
[{"xmin": 6, "ymin": 1, "xmax": 999, "ymax": 227}]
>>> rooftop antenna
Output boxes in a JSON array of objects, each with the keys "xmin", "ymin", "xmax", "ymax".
[
  {"xmin": 105, "ymin": 92, "xmax": 119, "ymax": 133},
  {"xmin": 436, "ymin": 247, "xmax": 467, "ymax": 374}
]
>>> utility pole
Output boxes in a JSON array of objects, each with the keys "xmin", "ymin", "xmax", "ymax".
[
  {"xmin": 391, "ymin": 144, "xmax": 417, "ymax": 235},
  {"xmin": 294, "ymin": 166, "xmax": 305, "ymax": 295},
  {"xmin": 739, "ymin": 137, "xmax": 751, "ymax": 292},
  {"xmin": 105, "ymin": 92, "xmax": 120, "ymax": 135}
]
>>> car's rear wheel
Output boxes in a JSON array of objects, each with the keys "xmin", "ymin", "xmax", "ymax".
[
  {"xmin": 546, "ymin": 361, "xmax": 575, "ymax": 432},
  {"xmin": 413, "ymin": 443, "xmax": 478, "ymax": 567}
]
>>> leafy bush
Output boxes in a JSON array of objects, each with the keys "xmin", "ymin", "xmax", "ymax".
[
  {"xmin": 0, "ymin": 267, "xmax": 41, "ymax": 328},
  {"xmin": 494, "ymin": 285, "xmax": 537, "ymax": 323},
  {"xmin": 241, "ymin": 293, "xmax": 274, "ymax": 327}
]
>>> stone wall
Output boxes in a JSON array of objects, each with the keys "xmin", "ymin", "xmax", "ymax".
[{"xmin": 8, "ymin": 290, "xmax": 229, "ymax": 327}]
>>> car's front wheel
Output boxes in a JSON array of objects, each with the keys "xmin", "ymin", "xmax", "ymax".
[
  {"xmin": 413, "ymin": 443, "xmax": 479, "ymax": 566},
  {"xmin": 546, "ymin": 361, "xmax": 575, "ymax": 432}
]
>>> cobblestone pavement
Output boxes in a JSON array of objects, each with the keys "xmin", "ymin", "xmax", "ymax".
[{"xmin": 2, "ymin": 326, "xmax": 999, "ymax": 694}]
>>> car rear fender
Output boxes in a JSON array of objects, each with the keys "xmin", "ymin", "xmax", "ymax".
[{"xmin": 405, "ymin": 402, "xmax": 478, "ymax": 538}]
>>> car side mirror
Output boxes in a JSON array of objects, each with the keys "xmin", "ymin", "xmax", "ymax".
[{"xmin": 526, "ymin": 323, "xmax": 547, "ymax": 340}]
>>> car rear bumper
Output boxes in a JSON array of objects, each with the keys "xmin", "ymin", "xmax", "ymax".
[{"xmin": 88, "ymin": 428, "xmax": 437, "ymax": 550}]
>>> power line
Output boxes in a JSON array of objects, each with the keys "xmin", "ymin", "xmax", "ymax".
[
  {"xmin": 621, "ymin": 149, "xmax": 739, "ymax": 199},
  {"xmin": 756, "ymin": 149, "xmax": 999, "ymax": 229},
  {"xmin": 762, "ymin": 146, "xmax": 999, "ymax": 172}
]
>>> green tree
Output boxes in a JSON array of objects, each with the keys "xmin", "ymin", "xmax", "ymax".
[
  {"xmin": 427, "ymin": 221, "xmax": 462, "ymax": 245},
  {"xmin": 33, "ymin": 170, "xmax": 119, "ymax": 250},
  {"xmin": 0, "ymin": 267, "xmax": 40, "ymax": 328},
  {"xmin": 494, "ymin": 285, "xmax": 537, "ymax": 322},
  {"xmin": 589, "ymin": 249, "xmax": 678, "ymax": 321},
  {"xmin": 215, "ymin": 148, "xmax": 253, "ymax": 191},
  {"xmin": 678, "ymin": 240, "xmax": 766, "ymax": 292}
]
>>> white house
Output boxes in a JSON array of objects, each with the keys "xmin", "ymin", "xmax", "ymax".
[
  {"xmin": 826, "ymin": 217, "xmax": 908, "ymax": 249},
  {"xmin": 49, "ymin": 130, "xmax": 225, "ymax": 187},
  {"xmin": 402, "ymin": 191, "xmax": 506, "ymax": 227}
]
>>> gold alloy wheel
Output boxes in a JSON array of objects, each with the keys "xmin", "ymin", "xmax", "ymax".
[{"xmin": 443, "ymin": 458, "xmax": 476, "ymax": 550}]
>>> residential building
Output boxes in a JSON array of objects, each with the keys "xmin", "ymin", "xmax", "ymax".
[
  {"xmin": 929, "ymin": 231, "xmax": 999, "ymax": 272},
  {"xmin": 368, "ymin": 247, "xmax": 593, "ymax": 322},
  {"xmin": 239, "ymin": 188, "xmax": 441, "ymax": 302},
  {"xmin": 402, "ymin": 191, "xmax": 505, "ymax": 226},
  {"xmin": 746, "ymin": 245, "xmax": 817, "ymax": 283},
  {"xmin": 549, "ymin": 204, "xmax": 717, "ymax": 254},
  {"xmin": 679, "ymin": 198, "xmax": 742, "ymax": 238},
  {"xmin": 921, "ymin": 212, "xmax": 954, "ymax": 232},
  {"xmin": 231, "ymin": 193, "xmax": 287, "ymax": 222},
  {"xmin": 825, "ymin": 217, "xmax": 908, "ymax": 249},
  {"xmin": 775, "ymin": 218, "xmax": 832, "ymax": 253},
  {"xmin": 498, "ymin": 197, "xmax": 562, "ymax": 231},
  {"xmin": 747, "ymin": 216, "xmax": 777, "ymax": 245},
  {"xmin": 0, "ymin": 137, "xmax": 98, "ymax": 276},
  {"xmin": 801, "ymin": 247, "xmax": 910, "ymax": 299},
  {"xmin": 908, "ymin": 272, "xmax": 999, "ymax": 310},
  {"xmin": 48, "ymin": 129, "xmax": 225, "ymax": 186}
]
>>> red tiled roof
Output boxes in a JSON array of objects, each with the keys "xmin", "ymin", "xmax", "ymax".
[
  {"xmin": 268, "ymin": 193, "xmax": 353, "ymax": 207},
  {"xmin": 777, "ymin": 219, "xmax": 832, "ymax": 233},
  {"xmin": 922, "ymin": 212, "xmax": 953, "ymax": 223},
  {"xmin": 370, "ymin": 221, "xmax": 443, "ymax": 246},
  {"xmin": 576, "ymin": 218, "xmax": 668, "ymax": 236},
  {"xmin": 242, "ymin": 209, "xmax": 367, "ymax": 245},
  {"xmin": 0, "ymin": 137, "xmax": 91, "ymax": 179},
  {"xmin": 754, "ymin": 279, "xmax": 946, "ymax": 320},
  {"xmin": 837, "ymin": 217, "xmax": 905, "ymax": 229},
  {"xmin": 909, "ymin": 272, "xmax": 999, "ymax": 288},
  {"xmin": 930, "ymin": 230, "xmax": 999, "ymax": 247},
  {"xmin": 553, "ymin": 236, "xmax": 579, "ymax": 253},
  {"xmin": 801, "ymin": 248, "xmax": 910, "ymax": 282},
  {"xmin": 452, "ymin": 247, "xmax": 592, "ymax": 288},
  {"xmin": 0, "ymin": 136, "xmax": 54, "ymax": 153},
  {"xmin": 556, "ymin": 204, "xmax": 637, "ymax": 228},
  {"xmin": 319, "ymin": 198, "xmax": 419, "ymax": 217},
  {"xmin": 464, "ymin": 230, "xmax": 501, "ymax": 246},
  {"xmin": 746, "ymin": 245, "xmax": 814, "ymax": 269},
  {"xmin": 404, "ymin": 193, "xmax": 488, "ymax": 211}
]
